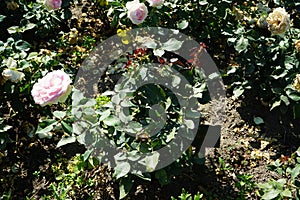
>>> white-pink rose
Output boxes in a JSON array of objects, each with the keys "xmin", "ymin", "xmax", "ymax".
[
  {"xmin": 31, "ymin": 70, "xmax": 72, "ymax": 106},
  {"xmin": 147, "ymin": 0, "xmax": 164, "ymax": 7},
  {"xmin": 126, "ymin": 0, "xmax": 148, "ymax": 25},
  {"xmin": 44, "ymin": 0, "xmax": 62, "ymax": 10}
]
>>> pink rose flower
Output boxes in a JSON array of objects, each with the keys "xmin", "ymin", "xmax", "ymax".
[
  {"xmin": 31, "ymin": 70, "xmax": 72, "ymax": 106},
  {"xmin": 44, "ymin": 0, "xmax": 62, "ymax": 10},
  {"xmin": 147, "ymin": 0, "xmax": 164, "ymax": 7},
  {"xmin": 126, "ymin": 0, "xmax": 148, "ymax": 25}
]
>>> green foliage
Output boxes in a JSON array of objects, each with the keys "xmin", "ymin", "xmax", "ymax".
[
  {"xmin": 225, "ymin": 1, "xmax": 300, "ymax": 118},
  {"xmin": 235, "ymin": 174, "xmax": 255, "ymax": 199},
  {"xmin": 41, "ymin": 154, "xmax": 99, "ymax": 200},
  {"xmin": 257, "ymin": 146, "xmax": 300, "ymax": 199},
  {"xmin": 171, "ymin": 188, "xmax": 203, "ymax": 200}
]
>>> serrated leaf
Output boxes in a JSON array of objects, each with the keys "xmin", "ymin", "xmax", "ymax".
[
  {"xmin": 72, "ymin": 89, "xmax": 84, "ymax": 106},
  {"xmin": 143, "ymin": 40, "xmax": 157, "ymax": 49},
  {"xmin": 162, "ymin": 38, "xmax": 183, "ymax": 52},
  {"xmin": 103, "ymin": 116, "xmax": 121, "ymax": 126},
  {"xmin": 53, "ymin": 111, "xmax": 66, "ymax": 119},
  {"xmin": 36, "ymin": 123, "xmax": 56, "ymax": 134},
  {"xmin": 15, "ymin": 40, "xmax": 31, "ymax": 51},
  {"xmin": 57, "ymin": 136, "xmax": 76, "ymax": 148},
  {"xmin": 144, "ymin": 152, "xmax": 159, "ymax": 172},
  {"xmin": 99, "ymin": 109, "xmax": 111, "ymax": 121},
  {"xmin": 113, "ymin": 162, "xmax": 130, "ymax": 179},
  {"xmin": 119, "ymin": 176, "xmax": 133, "ymax": 199},
  {"xmin": 261, "ymin": 189, "xmax": 280, "ymax": 200},
  {"xmin": 83, "ymin": 149, "xmax": 93, "ymax": 161}
]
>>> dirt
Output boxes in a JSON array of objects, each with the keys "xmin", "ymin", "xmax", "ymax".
[{"xmin": 1, "ymin": 89, "xmax": 300, "ymax": 199}]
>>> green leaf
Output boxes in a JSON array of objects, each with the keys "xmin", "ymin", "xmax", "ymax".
[
  {"xmin": 166, "ymin": 127, "xmax": 176, "ymax": 143},
  {"xmin": 114, "ymin": 162, "xmax": 130, "ymax": 179},
  {"xmin": 172, "ymin": 75, "xmax": 181, "ymax": 87},
  {"xmin": 261, "ymin": 189, "xmax": 280, "ymax": 200},
  {"xmin": 24, "ymin": 23, "xmax": 36, "ymax": 31},
  {"xmin": 254, "ymin": 117, "xmax": 264, "ymax": 125},
  {"xmin": 143, "ymin": 40, "xmax": 157, "ymax": 49},
  {"xmin": 119, "ymin": 176, "xmax": 133, "ymax": 199},
  {"xmin": 177, "ymin": 20, "xmax": 189, "ymax": 29},
  {"xmin": 286, "ymin": 89, "xmax": 300, "ymax": 101},
  {"xmin": 296, "ymin": 147, "xmax": 300, "ymax": 157},
  {"xmin": 53, "ymin": 111, "xmax": 66, "ymax": 119},
  {"xmin": 235, "ymin": 36, "xmax": 249, "ymax": 53},
  {"xmin": 0, "ymin": 124, "xmax": 12, "ymax": 133},
  {"xmin": 7, "ymin": 26, "xmax": 19, "ymax": 34},
  {"xmin": 155, "ymin": 169, "xmax": 170, "ymax": 185},
  {"xmin": 280, "ymin": 95, "xmax": 289, "ymax": 106},
  {"xmin": 162, "ymin": 38, "xmax": 183, "ymax": 52},
  {"xmin": 153, "ymin": 48, "xmax": 165, "ymax": 57},
  {"xmin": 281, "ymin": 189, "xmax": 292, "ymax": 198},
  {"xmin": 99, "ymin": 109, "xmax": 111, "ymax": 121},
  {"xmin": 103, "ymin": 116, "xmax": 121, "ymax": 126},
  {"xmin": 271, "ymin": 100, "xmax": 281, "ymax": 110},
  {"xmin": 61, "ymin": 121, "xmax": 72, "ymax": 134},
  {"xmin": 185, "ymin": 119, "xmax": 195, "ymax": 129},
  {"xmin": 15, "ymin": 40, "xmax": 31, "ymax": 51},
  {"xmin": 72, "ymin": 89, "xmax": 85, "ymax": 106},
  {"xmin": 0, "ymin": 15, "xmax": 6, "ymax": 23},
  {"xmin": 291, "ymin": 164, "xmax": 300, "ymax": 180},
  {"xmin": 144, "ymin": 152, "xmax": 159, "ymax": 172},
  {"xmin": 233, "ymin": 86, "xmax": 244, "ymax": 98},
  {"xmin": 57, "ymin": 136, "xmax": 76, "ymax": 148},
  {"xmin": 199, "ymin": 0, "xmax": 208, "ymax": 5},
  {"xmin": 83, "ymin": 149, "xmax": 93, "ymax": 161},
  {"xmin": 36, "ymin": 122, "xmax": 57, "ymax": 138}
]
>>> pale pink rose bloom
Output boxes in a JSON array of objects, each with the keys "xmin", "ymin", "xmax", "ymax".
[
  {"xmin": 31, "ymin": 70, "xmax": 72, "ymax": 106},
  {"xmin": 147, "ymin": 0, "xmax": 164, "ymax": 7},
  {"xmin": 44, "ymin": 0, "xmax": 62, "ymax": 10},
  {"xmin": 126, "ymin": 0, "xmax": 148, "ymax": 25}
]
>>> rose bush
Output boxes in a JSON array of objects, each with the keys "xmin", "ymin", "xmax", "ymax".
[
  {"xmin": 126, "ymin": 0, "xmax": 148, "ymax": 25},
  {"xmin": 266, "ymin": 7, "xmax": 290, "ymax": 36},
  {"xmin": 226, "ymin": 2, "xmax": 300, "ymax": 117},
  {"xmin": 31, "ymin": 70, "xmax": 72, "ymax": 106}
]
